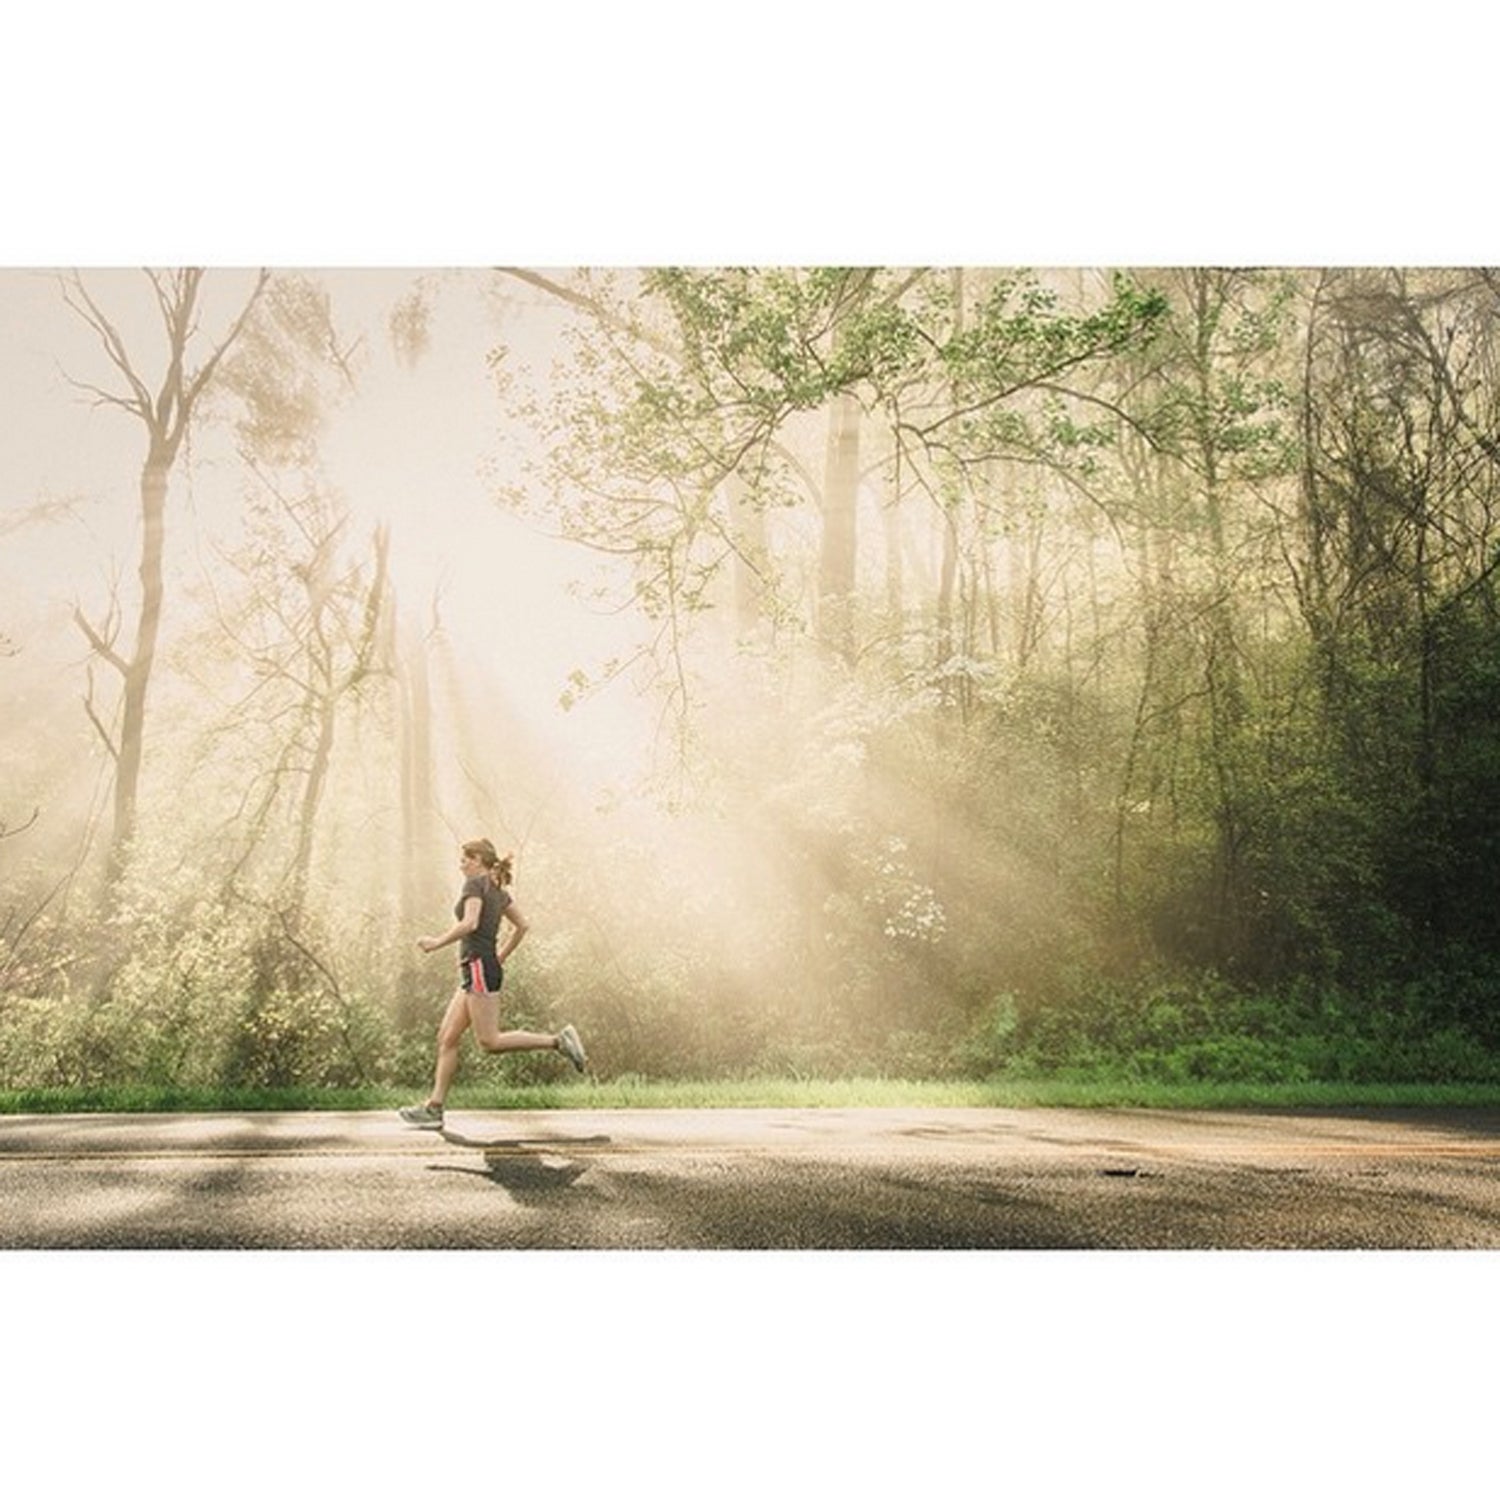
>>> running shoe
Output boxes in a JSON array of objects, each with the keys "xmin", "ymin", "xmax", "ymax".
[
  {"xmin": 556, "ymin": 1024, "xmax": 588, "ymax": 1073},
  {"xmin": 398, "ymin": 1102, "xmax": 445, "ymax": 1127}
]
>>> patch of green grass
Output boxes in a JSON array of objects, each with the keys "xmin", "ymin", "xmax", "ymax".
[{"xmin": 6, "ymin": 1076, "xmax": 1500, "ymax": 1114}]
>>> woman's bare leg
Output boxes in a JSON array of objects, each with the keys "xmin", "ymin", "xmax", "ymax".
[
  {"xmin": 465, "ymin": 991, "xmax": 559, "ymax": 1054},
  {"xmin": 427, "ymin": 988, "xmax": 473, "ymax": 1106}
]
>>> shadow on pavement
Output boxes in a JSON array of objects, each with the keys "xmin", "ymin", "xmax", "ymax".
[
  {"xmin": 429, "ymin": 1127, "xmax": 612, "ymax": 1199},
  {"xmin": 428, "ymin": 1153, "xmax": 592, "ymax": 1195}
]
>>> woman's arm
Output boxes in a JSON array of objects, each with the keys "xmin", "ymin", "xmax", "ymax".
[
  {"xmin": 418, "ymin": 897, "xmax": 481, "ymax": 953},
  {"xmin": 496, "ymin": 900, "xmax": 530, "ymax": 963}
]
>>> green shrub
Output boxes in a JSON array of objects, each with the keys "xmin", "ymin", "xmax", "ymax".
[
  {"xmin": 1164, "ymin": 1035, "xmax": 1307, "ymax": 1084},
  {"xmin": 953, "ymin": 993, "xmax": 1021, "ymax": 1076}
]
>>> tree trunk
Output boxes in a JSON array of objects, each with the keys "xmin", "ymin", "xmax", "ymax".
[
  {"xmin": 882, "ymin": 475, "xmax": 904, "ymax": 631},
  {"xmin": 289, "ymin": 693, "xmax": 338, "ymax": 912},
  {"xmin": 64, "ymin": 268, "xmax": 269, "ymax": 898},
  {"xmin": 982, "ymin": 535, "xmax": 1001, "ymax": 657},
  {"xmin": 1008, "ymin": 520, "xmax": 1045, "ymax": 670},
  {"xmin": 819, "ymin": 392, "xmax": 860, "ymax": 662},
  {"xmin": 108, "ymin": 448, "xmax": 170, "ymax": 886},
  {"xmin": 1187, "ymin": 269, "xmax": 1249, "ymax": 961},
  {"xmin": 935, "ymin": 268, "xmax": 967, "ymax": 701},
  {"xmin": 398, "ymin": 608, "xmax": 437, "ymax": 934},
  {"xmin": 936, "ymin": 504, "xmax": 959, "ymax": 676}
]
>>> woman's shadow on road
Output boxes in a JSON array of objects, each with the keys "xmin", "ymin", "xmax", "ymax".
[{"xmin": 426, "ymin": 1125, "xmax": 612, "ymax": 1198}]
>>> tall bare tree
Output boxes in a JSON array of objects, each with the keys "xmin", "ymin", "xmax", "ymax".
[{"xmin": 64, "ymin": 268, "xmax": 269, "ymax": 887}]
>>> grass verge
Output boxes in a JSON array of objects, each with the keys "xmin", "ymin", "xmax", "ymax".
[{"xmin": 6, "ymin": 1077, "xmax": 1500, "ymax": 1114}]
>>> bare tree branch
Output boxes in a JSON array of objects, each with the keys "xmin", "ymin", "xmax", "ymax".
[
  {"xmin": 81, "ymin": 663, "xmax": 120, "ymax": 760},
  {"xmin": 0, "ymin": 494, "xmax": 86, "ymax": 538},
  {"xmin": 0, "ymin": 807, "xmax": 39, "ymax": 841},
  {"xmin": 72, "ymin": 603, "xmax": 128, "ymax": 675},
  {"xmin": 495, "ymin": 267, "xmax": 680, "ymax": 358},
  {"xmin": 181, "ymin": 268, "xmax": 271, "ymax": 427},
  {"xmin": 57, "ymin": 272, "xmax": 155, "ymax": 416},
  {"xmin": 56, "ymin": 368, "xmax": 147, "ymax": 416},
  {"xmin": 154, "ymin": 267, "xmax": 197, "ymax": 436}
]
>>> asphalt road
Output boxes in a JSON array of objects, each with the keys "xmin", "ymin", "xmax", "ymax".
[{"xmin": 3, "ymin": 1105, "xmax": 1499, "ymax": 1249}]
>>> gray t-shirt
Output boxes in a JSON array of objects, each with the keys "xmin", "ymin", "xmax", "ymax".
[{"xmin": 456, "ymin": 875, "xmax": 512, "ymax": 959}]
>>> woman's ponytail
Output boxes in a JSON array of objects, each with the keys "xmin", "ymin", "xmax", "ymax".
[{"xmin": 461, "ymin": 837, "xmax": 513, "ymax": 887}]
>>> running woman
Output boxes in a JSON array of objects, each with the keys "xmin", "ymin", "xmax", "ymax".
[{"xmin": 399, "ymin": 838, "xmax": 586, "ymax": 1127}]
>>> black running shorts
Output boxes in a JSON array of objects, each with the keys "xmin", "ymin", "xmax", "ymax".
[{"xmin": 460, "ymin": 953, "xmax": 503, "ymax": 994}]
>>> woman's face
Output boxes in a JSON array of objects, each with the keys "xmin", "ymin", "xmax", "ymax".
[{"xmin": 460, "ymin": 850, "xmax": 484, "ymax": 876}]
